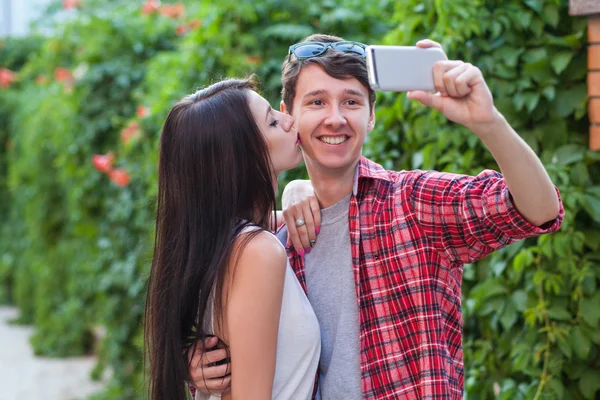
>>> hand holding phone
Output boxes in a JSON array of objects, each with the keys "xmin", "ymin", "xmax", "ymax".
[{"xmin": 366, "ymin": 45, "xmax": 446, "ymax": 92}]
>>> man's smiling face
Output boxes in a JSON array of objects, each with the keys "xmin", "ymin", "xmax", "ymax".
[{"xmin": 286, "ymin": 64, "xmax": 375, "ymax": 174}]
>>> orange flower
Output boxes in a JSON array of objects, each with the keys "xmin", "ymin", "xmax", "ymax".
[
  {"xmin": 189, "ymin": 19, "xmax": 201, "ymax": 29},
  {"xmin": 35, "ymin": 75, "xmax": 48, "ymax": 85},
  {"xmin": 121, "ymin": 121, "xmax": 141, "ymax": 145},
  {"xmin": 54, "ymin": 67, "xmax": 73, "ymax": 83},
  {"xmin": 141, "ymin": 0, "xmax": 160, "ymax": 15},
  {"xmin": 136, "ymin": 105, "xmax": 149, "ymax": 118},
  {"xmin": 175, "ymin": 24, "xmax": 190, "ymax": 36},
  {"xmin": 63, "ymin": 0, "xmax": 81, "ymax": 9},
  {"xmin": 109, "ymin": 168, "xmax": 131, "ymax": 187},
  {"xmin": 92, "ymin": 152, "xmax": 115, "ymax": 173},
  {"xmin": 245, "ymin": 56, "xmax": 263, "ymax": 64},
  {"xmin": 159, "ymin": 3, "xmax": 184, "ymax": 19},
  {"xmin": 0, "ymin": 68, "xmax": 16, "ymax": 89}
]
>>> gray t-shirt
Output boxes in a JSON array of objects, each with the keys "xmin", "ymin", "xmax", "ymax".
[{"xmin": 303, "ymin": 193, "xmax": 362, "ymax": 399}]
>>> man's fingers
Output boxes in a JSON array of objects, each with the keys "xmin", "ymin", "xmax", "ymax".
[
  {"xmin": 416, "ymin": 39, "xmax": 448, "ymax": 60},
  {"xmin": 195, "ymin": 375, "xmax": 232, "ymax": 392},
  {"xmin": 455, "ymin": 65, "xmax": 481, "ymax": 97},
  {"xmin": 187, "ymin": 336, "xmax": 218, "ymax": 365},
  {"xmin": 443, "ymin": 63, "xmax": 470, "ymax": 98},
  {"xmin": 191, "ymin": 361, "xmax": 231, "ymax": 381},
  {"xmin": 433, "ymin": 60, "xmax": 464, "ymax": 96},
  {"xmin": 203, "ymin": 348, "xmax": 229, "ymax": 365},
  {"xmin": 407, "ymin": 91, "xmax": 443, "ymax": 111}
]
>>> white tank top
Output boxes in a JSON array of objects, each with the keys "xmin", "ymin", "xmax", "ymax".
[{"xmin": 197, "ymin": 230, "xmax": 321, "ymax": 400}]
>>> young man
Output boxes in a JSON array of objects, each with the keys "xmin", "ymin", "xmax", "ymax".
[{"xmin": 190, "ymin": 34, "xmax": 563, "ymax": 399}]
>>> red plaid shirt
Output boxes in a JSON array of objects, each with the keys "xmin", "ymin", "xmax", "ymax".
[{"xmin": 287, "ymin": 156, "xmax": 564, "ymax": 399}]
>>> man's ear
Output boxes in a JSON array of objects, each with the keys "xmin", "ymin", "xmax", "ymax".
[
  {"xmin": 280, "ymin": 100, "xmax": 290, "ymax": 114},
  {"xmin": 367, "ymin": 102, "xmax": 376, "ymax": 132}
]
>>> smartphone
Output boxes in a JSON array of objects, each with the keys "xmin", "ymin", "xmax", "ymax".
[{"xmin": 366, "ymin": 45, "xmax": 446, "ymax": 92}]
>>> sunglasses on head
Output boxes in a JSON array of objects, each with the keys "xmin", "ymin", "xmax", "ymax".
[{"xmin": 288, "ymin": 41, "xmax": 367, "ymax": 60}]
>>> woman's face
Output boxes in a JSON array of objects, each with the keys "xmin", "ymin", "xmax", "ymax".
[{"xmin": 247, "ymin": 90, "xmax": 302, "ymax": 175}]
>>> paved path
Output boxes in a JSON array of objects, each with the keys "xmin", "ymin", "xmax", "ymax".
[{"xmin": 0, "ymin": 306, "xmax": 105, "ymax": 400}]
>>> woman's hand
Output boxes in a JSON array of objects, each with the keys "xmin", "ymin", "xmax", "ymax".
[{"xmin": 281, "ymin": 180, "xmax": 321, "ymax": 256}]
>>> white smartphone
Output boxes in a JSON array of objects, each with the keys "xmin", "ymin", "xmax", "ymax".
[{"xmin": 366, "ymin": 45, "xmax": 446, "ymax": 92}]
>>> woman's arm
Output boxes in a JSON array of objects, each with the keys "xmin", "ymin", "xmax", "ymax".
[{"xmin": 225, "ymin": 231, "xmax": 287, "ymax": 399}]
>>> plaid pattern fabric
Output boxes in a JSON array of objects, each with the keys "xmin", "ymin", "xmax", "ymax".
[{"xmin": 287, "ymin": 156, "xmax": 564, "ymax": 399}]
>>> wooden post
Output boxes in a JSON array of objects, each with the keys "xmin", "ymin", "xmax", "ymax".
[
  {"xmin": 570, "ymin": 1, "xmax": 600, "ymax": 150},
  {"xmin": 589, "ymin": 18, "xmax": 600, "ymax": 150}
]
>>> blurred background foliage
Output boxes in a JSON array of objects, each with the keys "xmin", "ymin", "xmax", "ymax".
[{"xmin": 0, "ymin": 0, "xmax": 597, "ymax": 398}]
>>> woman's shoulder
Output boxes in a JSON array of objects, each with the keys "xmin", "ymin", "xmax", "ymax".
[{"xmin": 234, "ymin": 229, "xmax": 287, "ymax": 273}]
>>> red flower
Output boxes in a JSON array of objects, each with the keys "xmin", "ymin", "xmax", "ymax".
[
  {"xmin": 63, "ymin": 0, "xmax": 81, "ymax": 9},
  {"xmin": 0, "ymin": 68, "xmax": 16, "ymax": 89},
  {"xmin": 136, "ymin": 105, "xmax": 149, "ymax": 118},
  {"xmin": 141, "ymin": 0, "xmax": 160, "ymax": 15},
  {"xmin": 109, "ymin": 168, "xmax": 131, "ymax": 187},
  {"xmin": 159, "ymin": 3, "xmax": 184, "ymax": 19},
  {"xmin": 54, "ymin": 67, "xmax": 73, "ymax": 83},
  {"xmin": 121, "ymin": 121, "xmax": 141, "ymax": 145},
  {"xmin": 92, "ymin": 152, "xmax": 115, "ymax": 173}
]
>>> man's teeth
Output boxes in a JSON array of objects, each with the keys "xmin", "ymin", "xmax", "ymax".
[{"xmin": 319, "ymin": 136, "xmax": 348, "ymax": 145}]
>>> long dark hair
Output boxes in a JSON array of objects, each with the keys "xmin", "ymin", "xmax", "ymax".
[{"xmin": 144, "ymin": 78, "xmax": 277, "ymax": 400}]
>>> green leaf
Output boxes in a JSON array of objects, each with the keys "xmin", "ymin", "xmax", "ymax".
[
  {"xmin": 551, "ymin": 52, "xmax": 574, "ymax": 75},
  {"xmin": 583, "ymin": 229, "xmax": 600, "ymax": 251},
  {"xmin": 547, "ymin": 306, "xmax": 571, "ymax": 321},
  {"xmin": 524, "ymin": 0, "xmax": 543, "ymax": 14},
  {"xmin": 553, "ymin": 85, "xmax": 587, "ymax": 118},
  {"xmin": 557, "ymin": 335, "xmax": 572, "ymax": 359},
  {"xmin": 512, "ymin": 290, "xmax": 528, "ymax": 312},
  {"xmin": 582, "ymin": 193, "xmax": 600, "ymax": 224},
  {"xmin": 523, "ymin": 92, "xmax": 540, "ymax": 113},
  {"xmin": 542, "ymin": 4, "xmax": 560, "ymax": 28},
  {"xmin": 542, "ymin": 86, "xmax": 556, "ymax": 101},
  {"xmin": 571, "ymin": 325, "xmax": 592, "ymax": 359},
  {"xmin": 548, "ymin": 377, "xmax": 565, "ymax": 399},
  {"xmin": 580, "ymin": 293, "xmax": 600, "ymax": 327},
  {"xmin": 553, "ymin": 144, "xmax": 585, "ymax": 165},
  {"xmin": 471, "ymin": 279, "xmax": 508, "ymax": 300},
  {"xmin": 500, "ymin": 300, "xmax": 518, "ymax": 331},
  {"xmin": 579, "ymin": 369, "xmax": 600, "ymax": 399}
]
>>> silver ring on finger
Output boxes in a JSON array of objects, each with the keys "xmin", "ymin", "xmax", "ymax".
[{"xmin": 295, "ymin": 217, "xmax": 305, "ymax": 227}]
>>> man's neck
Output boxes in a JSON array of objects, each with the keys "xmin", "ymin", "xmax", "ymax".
[{"xmin": 306, "ymin": 161, "xmax": 358, "ymax": 209}]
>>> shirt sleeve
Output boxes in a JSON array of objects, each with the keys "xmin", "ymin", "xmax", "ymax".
[{"xmin": 406, "ymin": 169, "xmax": 564, "ymax": 265}]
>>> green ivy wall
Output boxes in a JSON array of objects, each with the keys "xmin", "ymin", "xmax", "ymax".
[{"xmin": 0, "ymin": 0, "xmax": 597, "ymax": 399}]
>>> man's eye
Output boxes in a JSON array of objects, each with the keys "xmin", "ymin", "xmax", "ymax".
[
  {"xmin": 347, "ymin": 100, "xmax": 358, "ymax": 105},
  {"xmin": 269, "ymin": 120, "xmax": 279, "ymax": 127},
  {"xmin": 311, "ymin": 100, "xmax": 323, "ymax": 106}
]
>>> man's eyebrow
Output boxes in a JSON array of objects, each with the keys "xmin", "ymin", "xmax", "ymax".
[
  {"xmin": 344, "ymin": 88, "xmax": 367, "ymax": 98},
  {"xmin": 303, "ymin": 89, "xmax": 326, "ymax": 99}
]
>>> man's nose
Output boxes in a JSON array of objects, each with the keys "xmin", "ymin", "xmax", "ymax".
[{"xmin": 324, "ymin": 106, "xmax": 346, "ymax": 128}]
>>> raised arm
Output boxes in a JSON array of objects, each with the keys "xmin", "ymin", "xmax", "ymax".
[{"xmin": 409, "ymin": 40, "xmax": 560, "ymax": 226}]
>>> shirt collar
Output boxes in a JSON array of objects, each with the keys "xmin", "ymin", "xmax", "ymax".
[{"xmin": 352, "ymin": 156, "xmax": 395, "ymax": 196}]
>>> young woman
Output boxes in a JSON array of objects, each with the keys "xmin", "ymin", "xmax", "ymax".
[{"xmin": 145, "ymin": 78, "xmax": 320, "ymax": 400}]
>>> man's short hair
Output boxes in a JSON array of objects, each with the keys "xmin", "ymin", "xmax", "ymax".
[{"xmin": 281, "ymin": 34, "xmax": 376, "ymax": 114}]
